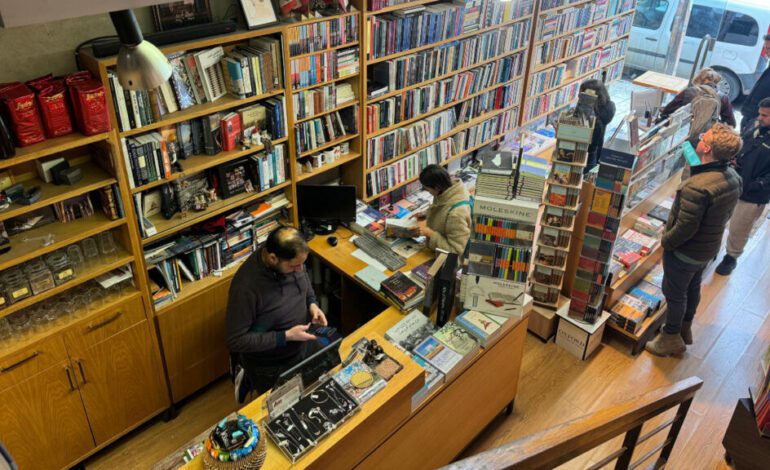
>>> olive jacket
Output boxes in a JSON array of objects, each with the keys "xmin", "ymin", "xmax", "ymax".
[{"xmin": 426, "ymin": 181, "xmax": 472, "ymax": 254}]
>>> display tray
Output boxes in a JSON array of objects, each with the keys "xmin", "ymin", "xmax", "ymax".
[{"xmin": 265, "ymin": 378, "xmax": 359, "ymax": 463}]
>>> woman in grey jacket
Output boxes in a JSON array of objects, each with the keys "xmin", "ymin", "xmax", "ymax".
[{"xmin": 415, "ymin": 165, "xmax": 472, "ymax": 255}]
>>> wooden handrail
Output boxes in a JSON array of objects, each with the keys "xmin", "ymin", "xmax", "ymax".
[{"xmin": 443, "ymin": 376, "xmax": 703, "ymax": 470}]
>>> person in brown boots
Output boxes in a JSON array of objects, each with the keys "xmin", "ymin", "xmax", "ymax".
[{"xmin": 646, "ymin": 123, "xmax": 743, "ymax": 357}]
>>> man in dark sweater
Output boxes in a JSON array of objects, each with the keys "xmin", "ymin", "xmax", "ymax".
[
  {"xmin": 741, "ymin": 35, "xmax": 770, "ymax": 133},
  {"xmin": 717, "ymin": 98, "xmax": 770, "ymax": 275},
  {"xmin": 226, "ymin": 226, "xmax": 327, "ymax": 399},
  {"xmin": 646, "ymin": 123, "xmax": 742, "ymax": 357}
]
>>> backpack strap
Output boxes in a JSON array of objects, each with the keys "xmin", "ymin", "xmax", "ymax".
[{"xmin": 444, "ymin": 199, "xmax": 471, "ymax": 225}]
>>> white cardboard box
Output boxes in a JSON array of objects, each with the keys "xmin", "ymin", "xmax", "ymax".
[{"xmin": 555, "ymin": 310, "xmax": 610, "ymax": 360}]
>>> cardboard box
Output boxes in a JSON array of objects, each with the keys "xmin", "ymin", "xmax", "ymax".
[
  {"xmin": 527, "ymin": 295, "xmax": 570, "ymax": 341},
  {"xmin": 555, "ymin": 310, "xmax": 610, "ymax": 360}
]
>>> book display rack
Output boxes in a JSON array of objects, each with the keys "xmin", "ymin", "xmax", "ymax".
[
  {"xmin": 520, "ymin": 0, "xmax": 635, "ymax": 126},
  {"xmin": 529, "ymin": 107, "xmax": 592, "ymax": 309}
]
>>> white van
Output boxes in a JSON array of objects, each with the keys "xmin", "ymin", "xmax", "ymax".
[{"xmin": 626, "ymin": 0, "xmax": 769, "ymax": 102}]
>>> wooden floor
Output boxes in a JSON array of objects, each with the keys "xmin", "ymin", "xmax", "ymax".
[{"xmin": 85, "ymin": 217, "xmax": 770, "ymax": 470}]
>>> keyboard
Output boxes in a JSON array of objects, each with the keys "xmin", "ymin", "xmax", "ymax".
[{"xmin": 348, "ymin": 224, "xmax": 407, "ymax": 271}]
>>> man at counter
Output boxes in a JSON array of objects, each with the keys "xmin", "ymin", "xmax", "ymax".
[{"xmin": 226, "ymin": 225, "xmax": 327, "ymax": 401}]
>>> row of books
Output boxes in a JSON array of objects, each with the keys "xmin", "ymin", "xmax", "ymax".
[
  {"xmin": 120, "ymin": 98, "xmax": 286, "ymax": 189},
  {"xmin": 287, "ymin": 15, "xmax": 359, "ymax": 57},
  {"xmin": 600, "ymin": 38, "xmax": 628, "ymax": 66},
  {"xmin": 540, "ymin": 0, "xmax": 586, "ymax": 11},
  {"xmin": 108, "ymin": 39, "xmax": 282, "ymax": 132},
  {"xmin": 366, "ymin": 109, "xmax": 456, "ymax": 168},
  {"xmin": 367, "ymin": 4, "xmax": 467, "ymax": 60},
  {"xmin": 456, "ymin": 82, "xmax": 521, "ymax": 124},
  {"xmin": 289, "ymin": 47, "xmax": 359, "ymax": 89},
  {"xmin": 533, "ymin": 13, "xmax": 631, "ymax": 68},
  {"xmin": 458, "ymin": 0, "xmax": 534, "ymax": 33},
  {"xmin": 537, "ymin": 4, "xmax": 595, "ymax": 40},
  {"xmin": 522, "ymin": 77, "xmax": 586, "ymax": 122},
  {"xmin": 144, "ymin": 194, "xmax": 288, "ymax": 306},
  {"xmin": 609, "ymin": 262, "xmax": 665, "ymax": 334},
  {"xmin": 293, "ymin": 82, "xmax": 356, "ymax": 120},
  {"xmin": 366, "ymin": 60, "xmax": 517, "ymax": 133},
  {"xmin": 515, "ymin": 153, "xmax": 549, "ymax": 202},
  {"xmin": 368, "ymin": 23, "xmax": 529, "ymax": 99},
  {"xmin": 366, "ymin": 108, "xmax": 515, "ymax": 195},
  {"xmin": 294, "ymin": 106, "xmax": 359, "ymax": 154},
  {"xmin": 533, "ymin": 265, "xmax": 564, "ymax": 287},
  {"xmin": 591, "ymin": 0, "xmax": 637, "ymax": 22}
]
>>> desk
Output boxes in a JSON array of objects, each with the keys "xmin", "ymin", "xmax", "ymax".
[
  {"xmin": 159, "ymin": 303, "xmax": 530, "ymax": 470},
  {"xmin": 307, "ymin": 227, "xmax": 434, "ymax": 331},
  {"xmin": 632, "ymin": 71, "xmax": 689, "ymax": 95}
]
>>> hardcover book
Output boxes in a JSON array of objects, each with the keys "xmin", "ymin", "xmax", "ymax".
[
  {"xmin": 384, "ymin": 309, "xmax": 436, "ymax": 352},
  {"xmin": 381, "ymin": 271, "xmax": 424, "ymax": 308},
  {"xmin": 413, "ymin": 336, "xmax": 463, "ymax": 378},
  {"xmin": 455, "ymin": 310, "xmax": 506, "ymax": 348}
]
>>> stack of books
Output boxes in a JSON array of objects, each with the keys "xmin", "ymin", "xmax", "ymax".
[
  {"xmin": 609, "ymin": 260, "xmax": 665, "ymax": 333},
  {"xmin": 380, "ymin": 271, "xmax": 424, "ymax": 310}
]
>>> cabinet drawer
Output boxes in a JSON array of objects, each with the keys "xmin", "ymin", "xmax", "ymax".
[
  {"xmin": 0, "ymin": 335, "xmax": 68, "ymax": 392},
  {"xmin": 66, "ymin": 294, "xmax": 146, "ymax": 350}
]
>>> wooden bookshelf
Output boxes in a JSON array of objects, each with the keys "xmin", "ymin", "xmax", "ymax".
[
  {"xmin": 298, "ymin": 133, "xmax": 360, "ymax": 158},
  {"xmin": 141, "ymin": 181, "xmax": 291, "ymax": 245},
  {"xmin": 0, "ymin": 165, "xmax": 117, "ymax": 223},
  {"xmin": 533, "ymin": 34, "xmax": 630, "ymax": 73},
  {"xmin": 295, "ymin": 100, "xmax": 359, "ymax": 123},
  {"xmin": 289, "ymin": 41, "xmax": 360, "ymax": 60},
  {"xmin": 292, "ymin": 75, "xmax": 357, "ymax": 93},
  {"xmin": 296, "ymin": 152, "xmax": 361, "ymax": 181},
  {"xmin": 129, "ymin": 137, "xmax": 289, "ymax": 194},
  {"xmin": 0, "ymin": 132, "xmax": 112, "ymax": 170},
  {"xmin": 365, "ymin": 0, "xmax": 439, "ymax": 15},
  {"xmin": 533, "ymin": 10, "xmax": 635, "ymax": 47},
  {"xmin": 538, "ymin": 0, "xmax": 593, "ymax": 16}
]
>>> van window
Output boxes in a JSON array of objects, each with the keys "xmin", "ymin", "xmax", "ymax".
[
  {"xmin": 685, "ymin": 5, "xmax": 723, "ymax": 39},
  {"xmin": 718, "ymin": 11, "xmax": 759, "ymax": 47},
  {"xmin": 633, "ymin": 0, "xmax": 669, "ymax": 30}
]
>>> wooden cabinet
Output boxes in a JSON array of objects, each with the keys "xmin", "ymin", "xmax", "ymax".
[
  {"xmin": 71, "ymin": 320, "xmax": 168, "ymax": 444},
  {"xmin": 0, "ymin": 360, "xmax": 94, "ymax": 470},
  {"xmin": 156, "ymin": 278, "xmax": 232, "ymax": 403}
]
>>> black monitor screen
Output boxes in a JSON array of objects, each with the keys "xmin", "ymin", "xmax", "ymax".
[
  {"xmin": 274, "ymin": 337, "xmax": 342, "ymax": 389},
  {"xmin": 297, "ymin": 184, "xmax": 356, "ymax": 223}
]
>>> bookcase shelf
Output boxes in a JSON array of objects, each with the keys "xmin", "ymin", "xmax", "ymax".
[
  {"xmin": 290, "ymin": 41, "xmax": 361, "ymax": 60},
  {"xmin": 366, "ymin": 45, "xmax": 528, "ymax": 104},
  {"xmin": 129, "ymin": 137, "xmax": 289, "ymax": 194},
  {"xmin": 292, "ymin": 75, "xmax": 358, "ymax": 93},
  {"xmin": 522, "ymin": 97, "xmax": 575, "ymax": 125},
  {"xmin": 298, "ymin": 133, "xmax": 360, "ymax": 158},
  {"xmin": 296, "ymin": 152, "xmax": 361, "ymax": 181},
  {"xmin": 155, "ymin": 260, "xmax": 240, "ymax": 314},
  {"xmin": 367, "ymin": 75, "xmax": 522, "ymax": 139},
  {"xmin": 533, "ymin": 34, "xmax": 630, "ymax": 74},
  {"xmin": 366, "ymin": 17, "xmax": 529, "ymax": 64},
  {"xmin": 295, "ymin": 100, "xmax": 359, "ymax": 124},
  {"xmin": 0, "ymin": 132, "xmax": 112, "ymax": 170},
  {"xmin": 119, "ymin": 89, "xmax": 286, "ymax": 137},
  {"xmin": 623, "ymin": 168, "xmax": 684, "ymax": 218},
  {"xmin": 141, "ymin": 180, "xmax": 291, "ymax": 245},
  {"xmin": 0, "ymin": 250, "xmax": 134, "ymax": 320},
  {"xmin": 0, "ymin": 165, "xmax": 117, "ymax": 223},
  {"xmin": 0, "ymin": 215, "xmax": 126, "ymax": 272},
  {"xmin": 365, "ymin": 0, "xmax": 440, "ymax": 15},
  {"xmin": 366, "ymin": 104, "xmax": 519, "ymax": 173},
  {"xmin": 289, "ymin": 10, "xmax": 359, "ymax": 26}
]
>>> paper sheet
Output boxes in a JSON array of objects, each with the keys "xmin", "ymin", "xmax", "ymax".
[{"xmin": 351, "ymin": 249, "xmax": 388, "ymax": 272}]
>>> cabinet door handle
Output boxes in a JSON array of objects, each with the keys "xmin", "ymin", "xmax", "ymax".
[
  {"xmin": 87, "ymin": 311, "xmax": 122, "ymax": 331},
  {"xmin": 76, "ymin": 360, "xmax": 87, "ymax": 384},
  {"xmin": 65, "ymin": 366, "xmax": 76, "ymax": 391},
  {"xmin": 0, "ymin": 351, "xmax": 39, "ymax": 373}
]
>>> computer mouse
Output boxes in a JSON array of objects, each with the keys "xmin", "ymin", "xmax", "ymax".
[{"xmin": 327, "ymin": 236, "xmax": 338, "ymax": 247}]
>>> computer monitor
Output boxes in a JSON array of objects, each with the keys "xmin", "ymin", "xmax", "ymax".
[
  {"xmin": 297, "ymin": 184, "xmax": 356, "ymax": 233},
  {"xmin": 274, "ymin": 337, "xmax": 343, "ymax": 389}
]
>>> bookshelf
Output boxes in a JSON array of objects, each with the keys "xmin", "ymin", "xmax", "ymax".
[{"xmin": 519, "ymin": 0, "xmax": 636, "ymax": 126}]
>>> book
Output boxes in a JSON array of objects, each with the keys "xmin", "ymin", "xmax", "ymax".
[
  {"xmin": 355, "ymin": 266, "xmax": 389, "ymax": 292},
  {"xmin": 413, "ymin": 336, "xmax": 463, "ymax": 378},
  {"xmin": 381, "ymin": 271, "xmax": 424, "ymax": 308},
  {"xmin": 332, "ymin": 360, "xmax": 386, "ymax": 404},
  {"xmin": 409, "ymin": 353, "xmax": 445, "ymax": 410},
  {"xmin": 433, "ymin": 322, "xmax": 479, "ymax": 357},
  {"xmin": 220, "ymin": 112, "xmax": 242, "ymax": 151},
  {"xmin": 455, "ymin": 310, "xmax": 506, "ymax": 348},
  {"xmin": 479, "ymin": 150, "xmax": 514, "ymax": 175},
  {"xmin": 385, "ymin": 309, "xmax": 436, "ymax": 352},
  {"xmin": 385, "ymin": 217, "xmax": 418, "ymax": 238}
]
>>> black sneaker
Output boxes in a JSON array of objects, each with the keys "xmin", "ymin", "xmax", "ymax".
[{"xmin": 715, "ymin": 255, "xmax": 737, "ymax": 275}]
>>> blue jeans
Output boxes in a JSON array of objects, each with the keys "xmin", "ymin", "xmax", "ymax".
[{"xmin": 661, "ymin": 250, "xmax": 705, "ymax": 334}]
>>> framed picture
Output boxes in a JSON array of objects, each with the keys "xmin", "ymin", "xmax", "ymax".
[
  {"xmin": 240, "ymin": 0, "xmax": 279, "ymax": 30},
  {"xmin": 216, "ymin": 159, "xmax": 253, "ymax": 199},
  {"xmin": 152, "ymin": 1, "xmax": 213, "ymax": 32}
]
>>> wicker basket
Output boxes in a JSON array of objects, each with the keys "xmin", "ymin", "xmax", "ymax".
[{"xmin": 203, "ymin": 423, "xmax": 267, "ymax": 470}]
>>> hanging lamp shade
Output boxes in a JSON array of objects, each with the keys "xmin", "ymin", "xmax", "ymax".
[{"xmin": 109, "ymin": 9, "xmax": 172, "ymax": 91}]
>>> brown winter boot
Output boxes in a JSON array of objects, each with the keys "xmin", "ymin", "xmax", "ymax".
[
  {"xmin": 681, "ymin": 321, "xmax": 693, "ymax": 345},
  {"xmin": 645, "ymin": 331, "xmax": 686, "ymax": 357}
]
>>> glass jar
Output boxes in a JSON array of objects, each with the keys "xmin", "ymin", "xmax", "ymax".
[
  {"xmin": 0, "ymin": 269, "xmax": 31, "ymax": 304},
  {"xmin": 44, "ymin": 251, "xmax": 75, "ymax": 285},
  {"xmin": 23, "ymin": 259, "xmax": 55, "ymax": 295}
]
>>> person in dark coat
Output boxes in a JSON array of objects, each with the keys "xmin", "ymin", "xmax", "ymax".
[
  {"xmin": 646, "ymin": 123, "xmax": 742, "ymax": 357},
  {"xmin": 716, "ymin": 97, "xmax": 770, "ymax": 275},
  {"xmin": 741, "ymin": 34, "xmax": 770, "ymax": 132},
  {"xmin": 659, "ymin": 67, "xmax": 735, "ymax": 127},
  {"xmin": 580, "ymin": 79, "xmax": 615, "ymax": 173}
]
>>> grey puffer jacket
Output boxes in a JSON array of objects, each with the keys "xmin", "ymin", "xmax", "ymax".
[{"xmin": 662, "ymin": 160, "xmax": 742, "ymax": 263}]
